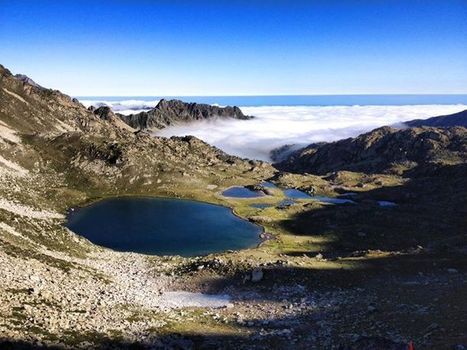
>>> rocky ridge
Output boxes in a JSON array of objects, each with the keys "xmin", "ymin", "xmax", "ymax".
[
  {"xmin": 118, "ymin": 98, "xmax": 252, "ymax": 130},
  {"xmin": 275, "ymin": 125, "xmax": 467, "ymax": 175},
  {"xmin": 405, "ymin": 109, "xmax": 467, "ymax": 128}
]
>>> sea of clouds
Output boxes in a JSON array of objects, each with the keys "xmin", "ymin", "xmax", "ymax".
[
  {"xmin": 80, "ymin": 99, "xmax": 160, "ymax": 115},
  {"xmin": 80, "ymin": 99, "xmax": 466, "ymax": 161},
  {"xmin": 155, "ymin": 104, "xmax": 467, "ymax": 161}
]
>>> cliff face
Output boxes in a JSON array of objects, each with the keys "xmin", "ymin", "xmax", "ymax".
[
  {"xmin": 118, "ymin": 98, "xmax": 252, "ymax": 129},
  {"xmin": 405, "ymin": 109, "xmax": 467, "ymax": 128},
  {"xmin": 275, "ymin": 126, "xmax": 467, "ymax": 175}
]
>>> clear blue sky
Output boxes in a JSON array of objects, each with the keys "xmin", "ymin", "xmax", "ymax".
[{"xmin": 1, "ymin": 0, "xmax": 466, "ymax": 96}]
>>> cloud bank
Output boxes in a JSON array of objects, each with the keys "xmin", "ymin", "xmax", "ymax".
[
  {"xmin": 155, "ymin": 105, "xmax": 467, "ymax": 161},
  {"xmin": 80, "ymin": 99, "xmax": 159, "ymax": 115}
]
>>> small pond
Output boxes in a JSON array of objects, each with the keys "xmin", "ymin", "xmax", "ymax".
[
  {"xmin": 313, "ymin": 196, "xmax": 356, "ymax": 205},
  {"xmin": 378, "ymin": 200, "xmax": 397, "ymax": 207},
  {"xmin": 66, "ymin": 197, "xmax": 262, "ymax": 257},
  {"xmin": 222, "ymin": 186, "xmax": 265, "ymax": 198},
  {"xmin": 224, "ymin": 183, "xmax": 358, "ymax": 208},
  {"xmin": 283, "ymin": 188, "xmax": 312, "ymax": 199}
]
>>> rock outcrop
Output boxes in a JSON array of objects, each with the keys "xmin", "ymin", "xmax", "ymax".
[
  {"xmin": 91, "ymin": 106, "xmax": 115, "ymax": 121},
  {"xmin": 14, "ymin": 73, "xmax": 44, "ymax": 89},
  {"xmin": 118, "ymin": 98, "xmax": 252, "ymax": 130},
  {"xmin": 275, "ymin": 126, "xmax": 467, "ymax": 175},
  {"xmin": 90, "ymin": 106, "xmax": 136, "ymax": 132},
  {"xmin": 404, "ymin": 109, "xmax": 467, "ymax": 128},
  {"xmin": 270, "ymin": 142, "xmax": 324, "ymax": 163}
]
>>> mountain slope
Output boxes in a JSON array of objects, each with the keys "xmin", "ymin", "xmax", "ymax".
[
  {"xmin": 118, "ymin": 98, "xmax": 252, "ymax": 129},
  {"xmin": 0, "ymin": 64, "xmax": 271, "ymax": 191},
  {"xmin": 275, "ymin": 126, "xmax": 467, "ymax": 175},
  {"xmin": 404, "ymin": 109, "xmax": 467, "ymax": 128},
  {"xmin": 0, "ymin": 63, "xmax": 279, "ymax": 346},
  {"xmin": 1, "ymin": 64, "xmax": 467, "ymax": 349}
]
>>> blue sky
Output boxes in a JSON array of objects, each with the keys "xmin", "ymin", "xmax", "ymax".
[{"xmin": 1, "ymin": 0, "xmax": 466, "ymax": 96}]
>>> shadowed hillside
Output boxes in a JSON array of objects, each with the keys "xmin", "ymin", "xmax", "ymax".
[
  {"xmin": 275, "ymin": 126, "xmax": 467, "ymax": 175},
  {"xmin": 405, "ymin": 109, "xmax": 467, "ymax": 128}
]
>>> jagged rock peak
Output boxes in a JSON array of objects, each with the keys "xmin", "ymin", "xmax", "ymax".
[
  {"xmin": 155, "ymin": 98, "xmax": 250, "ymax": 119},
  {"xmin": 14, "ymin": 74, "xmax": 43, "ymax": 89},
  {"xmin": 92, "ymin": 106, "xmax": 116, "ymax": 121},
  {"xmin": 118, "ymin": 99, "xmax": 253, "ymax": 130}
]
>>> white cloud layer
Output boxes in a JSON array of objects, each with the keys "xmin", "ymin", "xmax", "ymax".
[
  {"xmin": 80, "ymin": 99, "xmax": 159, "ymax": 115},
  {"xmin": 155, "ymin": 105, "xmax": 467, "ymax": 161}
]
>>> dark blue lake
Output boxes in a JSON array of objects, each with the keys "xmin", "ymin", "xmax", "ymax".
[{"xmin": 66, "ymin": 197, "xmax": 262, "ymax": 257}]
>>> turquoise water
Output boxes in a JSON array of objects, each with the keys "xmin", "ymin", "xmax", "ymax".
[{"xmin": 66, "ymin": 197, "xmax": 262, "ymax": 257}]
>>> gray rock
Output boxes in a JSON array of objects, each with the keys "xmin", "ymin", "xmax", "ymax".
[
  {"xmin": 251, "ymin": 268, "xmax": 264, "ymax": 282},
  {"xmin": 118, "ymin": 99, "xmax": 253, "ymax": 130}
]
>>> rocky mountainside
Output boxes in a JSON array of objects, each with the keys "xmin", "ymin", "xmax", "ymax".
[
  {"xmin": 405, "ymin": 109, "xmax": 467, "ymax": 128},
  {"xmin": 13, "ymin": 74, "xmax": 44, "ymax": 89},
  {"xmin": 1, "ymin": 64, "xmax": 466, "ymax": 350},
  {"xmin": 270, "ymin": 143, "xmax": 323, "ymax": 163},
  {"xmin": 0, "ymin": 63, "xmax": 280, "ymax": 347},
  {"xmin": 0, "ymin": 63, "xmax": 268, "ymax": 182},
  {"xmin": 118, "ymin": 98, "xmax": 252, "ymax": 130},
  {"xmin": 89, "ymin": 105, "xmax": 136, "ymax": 132},
  {"xmin": 275, "ymin": 126, "xmax": 467, "ymax": 175}
]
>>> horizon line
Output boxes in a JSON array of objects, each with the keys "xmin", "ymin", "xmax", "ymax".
[{"xmin": 75, "ymin": 93, "xmax": 467, "ymax": 98}]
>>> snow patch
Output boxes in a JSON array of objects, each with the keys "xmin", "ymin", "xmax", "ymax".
[{"xmin": 158, "ymin": 291, "xmax": 232, "ymax": 309}]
